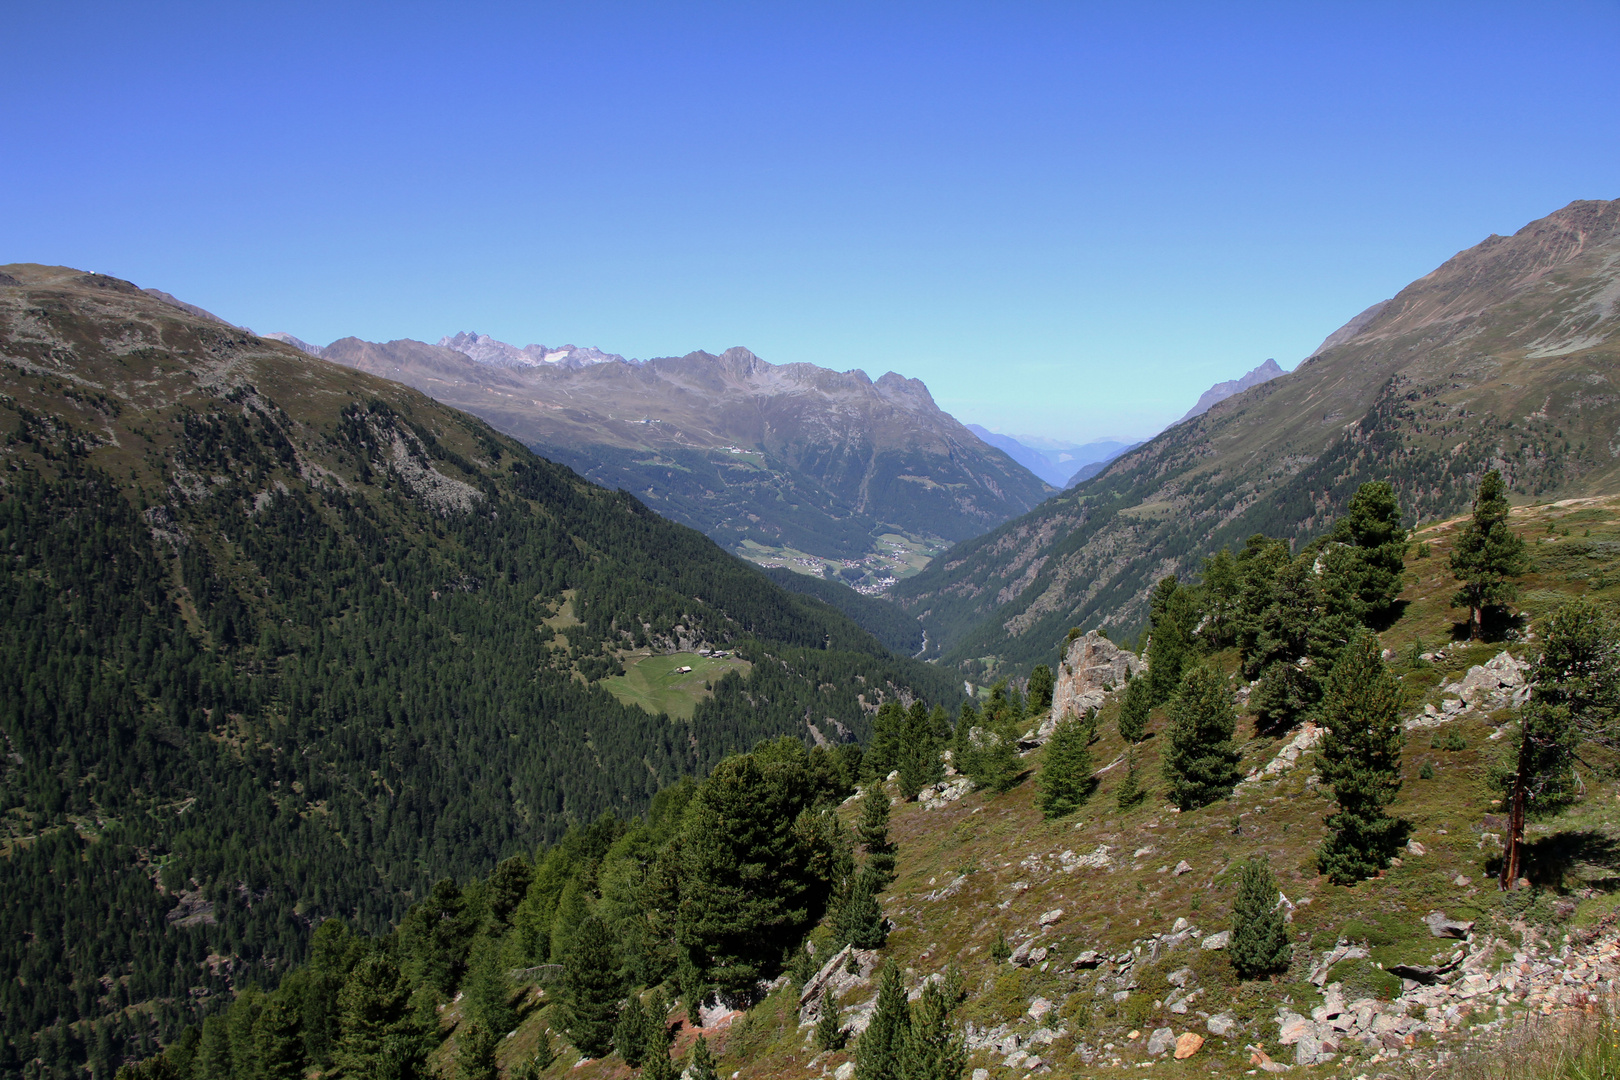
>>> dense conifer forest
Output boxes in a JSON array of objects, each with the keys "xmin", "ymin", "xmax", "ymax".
[{"xmin": 0, "ymin": 268, "xmax": 961, "ymax": 1077}]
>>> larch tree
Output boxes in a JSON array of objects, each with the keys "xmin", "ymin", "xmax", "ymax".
[
  {"xmin": 1315, "ymin": 631, "xmax": 1407, "ymax": 885},
  {"xmin": 1160, "ymin": 666, "xmax": 1242, "ymax": 811},
  {"xmin": 1449, "ymin": 470, "xmax": 1530, "ymax": 639}
]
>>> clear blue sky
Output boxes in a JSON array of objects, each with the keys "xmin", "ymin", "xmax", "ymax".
[{"xmin": 5, "ymin": 3, "xmax": 1617, "ymax": 441}]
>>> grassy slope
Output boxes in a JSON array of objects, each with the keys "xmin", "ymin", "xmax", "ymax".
[
  {"xmin": 599, "ymin": 653, "xmax": 753, "ymax": 720},
  {"xmin": 484, "ymin": 497, "xmax": 1620, "ymax": 1079}
]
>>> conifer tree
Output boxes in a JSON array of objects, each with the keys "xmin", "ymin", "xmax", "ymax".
[
  {"xmin": 1229, "ymin": 856, "xmax": 1291, "ymax": 979},
  {"xmin": 899, "ymin": 972, "xmax": 967, "ymax": 1080},
  {"xmin": 1115, "ymin": 748, "xmax": 1147, "ymax": 811},
  {"xmin": 637, "ymin": 995, "xmax": 675, "ymax": 1080},
  {"xmin": 1035, "ymin": 712, "xmax": 1094, "ymax": 819},
  {"xmin": 334, "ymin": 954, "xmax": 428, "ymax": 1080},
  {"xmin": 1026, "ymin": 664, "xmax": 1055, "ymax": 714},
  {"xmin": 1330, "ymin": 480, "xmax": 1409, "ymax": 624},
  {"xmin": 1117, "ymin": 675, "xmax": 1150, "ymax": 744},
  {"xmin": 462, "ymin": 934, "xmax": 516, "ymax": 1040},
  {"xmin": 1146, "ymin": 577, "xmax": 1198, "ymax": 705},
  {"xmin": 837, "ymin": 869, "xmax": 888, "ymax": 950},
  {"xmin": 1199, "ymin": 547, "xmax": 1241, "ymax": 649},
  {"xmin": 865, "ymin": 701, "xmax": 908, "ymax": 780},
  {"xmin": 614, "ymin": 993, "xmax": 649, "ymax": 1068},
  {"xmin": 815, "ymin": 986, "xmax": 847, "ymax": 1051},
  {"xmin": 1500, "ymin": 598, "xmax": 1620, "ymax": 886},
  {"xmin": 1315, "ymin": 631, "xmax": 1407, "ymax": 884},
  {"xmin": 686, "ymin": 1036, "xmax": 720, "ymax": 1080},
  {"xmin": 1450, "ymin": 470, "xmax": 1530, "ymax": 639},
  {"xmin": 194, "ymin": 1017, "xmax": 232, "ymax": 1080},
  {"xmin": 1160, "ymin": 666, "xmax": 1241, "ymax": 811},
  {"xmin": 456, "ymin": 1019, "xmax": 499, "ymax": 1080},
  {"xmin": 559, "ymin": 914, "xmax": 622, "ymax": 1059},
  {"xmin": 253, "ymin": 991, "xmax": 307, "ymax": 1080},
  {"xmin": 856, "ymin": 789, "xmax": 897, "ymax": 890},
  {"xmin": 855, "ymin": 961, "xmax": 911, "ymax": 1080}
]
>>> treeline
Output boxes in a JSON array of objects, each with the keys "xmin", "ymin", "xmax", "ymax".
[{"xmin": 114, "ymin": 735, "xmax": 931, "ymax": 1080}]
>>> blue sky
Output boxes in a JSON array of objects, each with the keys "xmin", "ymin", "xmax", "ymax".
[{"xmin": 5, "ymin": 3, "xmax": 1617, "ymax": 441}]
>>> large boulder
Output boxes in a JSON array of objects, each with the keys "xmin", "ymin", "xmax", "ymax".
[{"xmin": 1051, "ymin": 630, "xmax": 1145, "ymax": 723}]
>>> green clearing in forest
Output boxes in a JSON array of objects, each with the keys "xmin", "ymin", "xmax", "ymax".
[{"xmin": 599, "ymin": 651, "xmax": 752, "ymax": 719}]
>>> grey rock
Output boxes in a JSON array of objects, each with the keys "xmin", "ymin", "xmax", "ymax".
[
  {"xmin": 1173, "ymin": 860, "xmax": 1193, "ymax": 876},
  {"xmin": 1294, "ymin": 1035, "xmax": 1323, "ymax": 1066},
  {"xmin": 1425, "ymin": 911, "xmax": 1475, "ymax": 938},
  {"xmin": 1200, "ymin": 930, "xmax": 1231, "ymax": 950},
  {"xmin": 1146, "ymin": 1027, "xmax": 1177, "ymax": 1056},
  {"xmin": 1166, "ymin": 966, "xmax": 1196, "ymax": 988},
  {"xmin": 1207, "ymin": 1013, "xmax": 1237, "ymax": 1036}
]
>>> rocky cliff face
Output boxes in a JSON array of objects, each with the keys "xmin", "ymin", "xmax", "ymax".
[
  {"xmin": 1049, "ymin": 631, "xmax": 1144, "ymax": 722},
  {"xmin": 896, "ymin": 198, "xmax": 1620, "ymax": 675}
]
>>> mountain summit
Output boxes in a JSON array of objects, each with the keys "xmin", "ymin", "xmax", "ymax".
[
  {"xmin": 315, "ymin": 337, "xmax": 1053, "ymax": 580},
  {"xmin": 1179, "ymin": 357, "xmax": 1285, "ymax": 421}
]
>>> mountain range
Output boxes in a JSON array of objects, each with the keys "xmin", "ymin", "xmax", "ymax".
[
  {"xmin": 0, "ymin": 264, "xmax": 961, "ymax": 1067},
  {"xmin": 278, "ymin": 334, "xmax": 1053, "ymax": 586},
  {"xmin": 894, "ymin": 197, "xmax": 1620, "ymax": 674}
]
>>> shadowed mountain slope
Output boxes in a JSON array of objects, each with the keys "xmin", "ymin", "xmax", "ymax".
[
  {"xmin": 894, "ymin": 198, "xmax": 1620, "ymax": 676},
  {"xmin": 0, "ymin": 265, "xmax": 962, "ymax": 1068}
]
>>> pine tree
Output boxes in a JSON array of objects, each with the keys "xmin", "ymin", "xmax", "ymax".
[
  {"xmin": 1249, "ymin": 552, "xmax": 1358, "ymax": 733},
  {"xmin": 1115, "ymin": 748, "xmax": 1147, "ymax": 811},
  {"xmin": 899, "ymin": 972, "xmax": 967, "ymax": 1080},
  {"xmin": 686, "ymin": 1036, "xmax": 720, "ymax": 1080},
  {"xmin": 815, "ymin": 986, "xmax": 847, "ymax": 1051},
  {"xmin": 253, "ymin": 992, "xmax": 307, "ymax": 1080},
  {"xmin": 1035, "ymin": 712, "xmax": 1093, "ymax": 819},
  {"xmin": 1117, "ymin": 675, "xmax": 1150, "ymax": 744},
  {"xmin": 1315, "ymin": 631, "xmax": 1407, "ymax": 885},
  {"xmin": 559, "ymin": 915, "xmax": 622, "ymax": 1059},
  {"xmin": 865, "ymin": 701, "xmax": 908, "ymax": 780},
  {"xmin": 1330, "ymin": 480, "xmax": 1409, "ymax": 624},
  {"xmin": 1026, "ymin": 664, "xmax": 1055, "ymax": 714},
  {"xmin": 1160, "ymin": 666, "xmax": 1241, "ymax": 811},
  {"xmin": 1501, "ymin": 598, "xmax": 1620, "ymax": 886},
  {"xmin": 456, "ymin": 1019, "xmax": 499, "ymax": 1080},
  {"xmin": 1146, "ymin": 577, "xmax": 1198, "ymax": 705},
  {"xmin": 855, "ymin": 961, "xmax": 911, "ymax": 1080},
  {"xmin": 837, "ymin": 868, "xmax": 888, "ymax": 949},
  {"xmin": 333, "ymin": 954, "xmax": 428, "ymax": 1080},
  {"xmin": 614, "ymin": 993, "xmax": 648, "ymax": 1068},
  {"xmin": 194, "ymin": 1017, "xmax": 232, "ymax": 1080},
  {"xmin": 1229, "ymin": 856, "xmax": 1291, "ymax": 980},
  {"xmin": 1450, "ymin": 470, "xmax": 1530, "ymax": 639},
  {"xmin": 462, "ymin": 934, "xmax": 516, "ymax": 1040}
]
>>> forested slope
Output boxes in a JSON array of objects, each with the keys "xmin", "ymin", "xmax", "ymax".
[
  {"xmin": 0, "ymin": 265, "xmax": 960, "ymax": 1075},
  {"xmin": 895, "ymin": 198, "xmax": 1620, "ymax": 677}
]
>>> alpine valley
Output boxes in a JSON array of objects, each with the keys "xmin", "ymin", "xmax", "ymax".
[
  {"xmin": 897, "ymin": 199, "xmax": 1620, "ymax": 676},
  {"xmin": 7, "ymin": 197, "xmax": 1620, "ymax": 1080},
  {"xmin": 0, "ymin": 265, "xmax": 963, "ymax": 1072}
]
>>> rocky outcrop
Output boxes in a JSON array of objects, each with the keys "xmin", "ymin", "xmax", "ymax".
[
  {"xmin": 1409, "ymin": 651, "xmax": 1531, "ymax": 729},
  {"xmin": 1051, "ymin": 631, "xmax": 1143, "ymax": 722}
]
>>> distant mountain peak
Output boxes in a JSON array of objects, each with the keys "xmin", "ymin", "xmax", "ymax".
[
  {"xmin": 1179, "ymin": 357, "xmax": 1285, "ymax": 422},
  {"xmin": 265, "ymin": 332, "xmax": 324, "ymax": 357},
  {"xmin": 437, "ymin": 331, "xmax": 628, "ymax": 369}
]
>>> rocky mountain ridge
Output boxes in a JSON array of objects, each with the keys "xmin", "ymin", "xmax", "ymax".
[
  {"xmin": 1178, "ymin": 357, "xmax": 1285, "ymax": 422},
  {"xmin": 894, "ymin": 197, "xmax": 1620, "ymax": 674},
  {"xmin": 306, "ymin": 334, "xmax": 1053, "ymax": 571}
]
